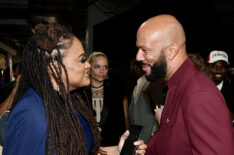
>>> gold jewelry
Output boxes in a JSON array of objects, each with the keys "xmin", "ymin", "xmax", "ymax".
[{"xmin": 57, "ymin": 85, "xmax": 62, "ymax": 96}]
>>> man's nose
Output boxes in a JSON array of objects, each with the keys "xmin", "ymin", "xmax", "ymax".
[
  {"xmin": 136, "ymin": 49, "xmax": 144, "ymax": 62},
  {"xmin": 215, "ymin": 67, "xmax": 223, "ymax": 73}
]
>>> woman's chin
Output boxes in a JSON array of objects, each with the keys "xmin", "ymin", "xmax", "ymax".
[
  {"xmin": 79, "ymin": 79, "xmax": 91, "ymax": 88},
  {"xmin": 69, "ymin": 80, "xmax": 90, "ymax": 92}
]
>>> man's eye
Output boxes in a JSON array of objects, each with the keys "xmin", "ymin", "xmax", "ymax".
[{"xmin": 142, "ymin": 48, "xmax": 148, "ymax": 53}]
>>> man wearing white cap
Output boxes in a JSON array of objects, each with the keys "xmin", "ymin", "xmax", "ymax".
[{"xmin": 207, "ymin": 50, "xmax": 234, "ymax": 124}]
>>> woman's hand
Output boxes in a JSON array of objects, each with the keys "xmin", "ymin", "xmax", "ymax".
[
  {"xmin": 118, "ymin": 130, "xmax": 147, "ymax": 155},
  {"xmin": 99, "ymin": 130, "xmax": 147, "ymax": 155}
]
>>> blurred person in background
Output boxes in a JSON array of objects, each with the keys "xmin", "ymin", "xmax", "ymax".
[
  {"xmin": 128, "ymin": 58, "xmax": 164, "ymax": 142},
  {"xmin": 188, "ymin": 53, "xmax": 212, "ymax": 78},
  {"xmin": 0, "ymin": 62, "xmax": 21, "ymax": 146},
  {"xmin": 207, "ymin": 50, "xmax": 234, "ymax": 124},
  {"xmin": 86, "ymin": 51, "xmax": 126, "ymax": 146}
]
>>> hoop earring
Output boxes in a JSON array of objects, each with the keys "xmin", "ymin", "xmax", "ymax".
[
  {"xmin": 57, "ymin": 85, "xmax": 62, "ymax": 96},
  {"xmin": 105, "ymin": 75, "xmax": 108, "ymax": 80}
]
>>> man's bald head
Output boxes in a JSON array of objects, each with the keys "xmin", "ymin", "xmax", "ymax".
[
  {"xmin": 138, "ymin": 14, "xmax": 186, "ymax": 49},
  {"xmin": 136, "ymin": 14, "xmax": 188, "ymax": 80}
]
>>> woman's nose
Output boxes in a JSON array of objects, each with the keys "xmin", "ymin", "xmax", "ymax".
[
  {"xmin": 100, "ymin": 67, "xmax": 104, "ymax": 73},
  {"xmin": 85, "ymin": 61, "xmax": 91, "ymax": 69}
]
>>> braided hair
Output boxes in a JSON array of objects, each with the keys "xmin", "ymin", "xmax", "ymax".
[{"xmin": 12, "ymin": 23, "xmax": 101, "ymax": 154}]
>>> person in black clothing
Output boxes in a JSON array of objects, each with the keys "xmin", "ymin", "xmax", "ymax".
[
  {"xmin": 86, "ymin": 51, "xmax": 126, "ymax": 146},
  {"xmin": 0, "ymin": 62, "xmax": 21, "ymax": 104},
  {"xmin": 0, "ymin": 62, "xmax": 21, "ymax": 147},
  {"xmin": 207, "ymin": 50, "xmax": 234, "ymax": 124}
]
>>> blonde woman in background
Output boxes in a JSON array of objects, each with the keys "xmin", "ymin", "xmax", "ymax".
[{"xmin": 86, "ymin": 52, "xmax": 127, "ymax": 146}]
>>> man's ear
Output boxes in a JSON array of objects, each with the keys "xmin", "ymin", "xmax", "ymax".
[{"xmin": 168, "ymin": 44, "xmax": 179, "ymax": 60}]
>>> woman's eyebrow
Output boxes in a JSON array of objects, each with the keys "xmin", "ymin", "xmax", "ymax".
[{"xmin": 78, "ymin": 53, "xmax": 85, "ymax": 58}]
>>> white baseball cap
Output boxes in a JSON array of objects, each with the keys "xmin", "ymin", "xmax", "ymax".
[{"xmin": 207, "ymin": 50, "xmax": 229, "ymax": 65}]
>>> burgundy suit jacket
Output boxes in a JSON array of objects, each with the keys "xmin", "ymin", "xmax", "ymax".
[{"xmin": 146, "ymin": 59, "xmax": 234, "ymax": 155}]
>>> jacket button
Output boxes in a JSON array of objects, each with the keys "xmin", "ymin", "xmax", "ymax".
[{"xmin": 166, "ymin": 118, "xmax": 170, "ymax": 123}]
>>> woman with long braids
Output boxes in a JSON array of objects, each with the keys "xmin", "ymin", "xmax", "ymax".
[{"xmin": 2, "ymin": 23, "xmax": 146, "ymax": 155}]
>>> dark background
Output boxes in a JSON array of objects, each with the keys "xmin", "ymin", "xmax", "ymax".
[
  {"xmin": 93, "ymin": 0, "xmax": 234, "ymax": 83},
  {"xmin": 1, "ymin": 0, "xmax": 234, "ymax": 83}
]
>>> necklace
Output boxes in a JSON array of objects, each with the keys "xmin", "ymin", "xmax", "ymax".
[{"xmin": 91, "ymin": 85, "xmax": 104, "ymax": 90}]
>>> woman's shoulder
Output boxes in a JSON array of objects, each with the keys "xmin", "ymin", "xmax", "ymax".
[
  {"xmin": 4, "ymin": 88, "xmax": 47, "ymax": 155},
  {"xmin": 10, "ymin": 88, "xmax": 46, "ymax": 125},
  {"xmin": 15, "ymin": 88, "xmax": 44, "ymax": 111}
]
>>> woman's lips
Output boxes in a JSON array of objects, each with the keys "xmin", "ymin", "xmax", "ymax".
[{"xmin": 98, "ymin": 75, "xmax": 105, "ymax": 79}]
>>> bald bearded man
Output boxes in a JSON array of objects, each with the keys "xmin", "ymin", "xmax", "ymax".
[{"xmin": 136, "ymin": 14, "xmax": 234, "ymax": 155}]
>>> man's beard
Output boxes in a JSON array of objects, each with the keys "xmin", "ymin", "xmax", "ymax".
[{"xmin": 145, "ymin": 51, "xmax": 167, "ymax": 81}]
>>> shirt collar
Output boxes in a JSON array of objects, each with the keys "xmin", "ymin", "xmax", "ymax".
[
  {"xmin": 167, "ymin": 58, "xmax": 191, "ymax": 88},
  {"xmin": 216, "ymin": 80, "xmax": 224, "ymax": 91}
]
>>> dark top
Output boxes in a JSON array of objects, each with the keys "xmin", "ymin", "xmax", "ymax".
[
  {"xmin": 146, "ymin": 59, "xmax": 234, "ymax": 155},
  {"xmin": 3, "ymin": 88, "xmax": 94, "ymax": 155},
  {"xmin": 221, "ymin": 80, "xmax": 234, "ymax": 113},
  {"xmin": 0, "ymin": 81, "xmax": 15, "ymax": 103},
  {"xmin": 86, "ymin": 79, "xmax": 126, "ymax": 146}
]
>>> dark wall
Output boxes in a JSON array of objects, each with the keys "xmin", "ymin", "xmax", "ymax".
[{"xmin": 93, "ymin": 0, "xmax": 232, "ymax": 85}]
